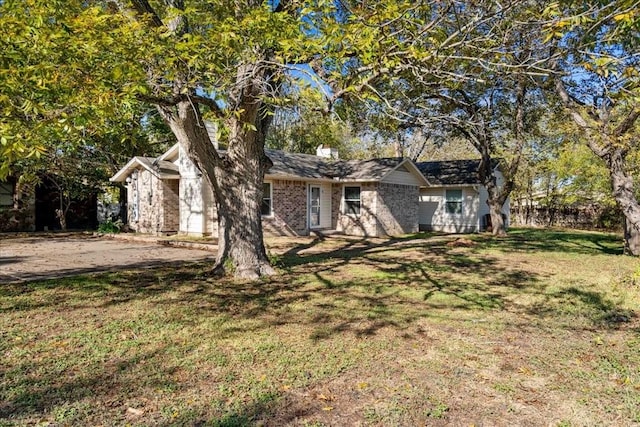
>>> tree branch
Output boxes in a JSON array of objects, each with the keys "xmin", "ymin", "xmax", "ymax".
[
  {"xmin": 137, "ymin": 93, "xmax": 224, "ymax": 117},
  {"xmin": 129, "ymin": 0, "xmax": 164, "ymax": 27},
  {"xmin": 614, "ymin": 108, "xmax": 640, "ymax": 137}
]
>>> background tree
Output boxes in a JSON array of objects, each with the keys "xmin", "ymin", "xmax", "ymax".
[
  {"xmin": 547, "ymin": 0, "xmax": 640, "ymax": 254},
  {"xmin": 266, "ymin": 91, "xmax": 356, "ymax": 158},
  {"xmin": 343, "ymin": 1, "xmax": 550, "ymax": 235}
]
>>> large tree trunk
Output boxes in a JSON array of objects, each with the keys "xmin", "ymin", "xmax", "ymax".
[
  {"xmin": 162, "ymin": 99, "xmax": 276, "ymax": 279},
  {"xmin": 214, "ymin": 159, "xmax": 274, "ymax": 279},
  {"xmin": 126, "ymin": 0, "xmax": 278, "ymax": 278},
  {"xmin": 554, "ymin": 78, "xmax": 640, "ymax": 256},
  {"xmin": 487, "ymin": 198, "xmax": 506, "ymax": 236},
  {"xmin": 608, "ymin": 150, "xmax": 640, "ymax": 256},
  {"xmin": 624, "ymin": 218, "xmax": 640, "ymax": 256}
]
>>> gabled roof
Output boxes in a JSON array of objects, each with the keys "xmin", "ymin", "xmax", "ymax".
[
  {"xmin": 265, "ymin": 151, "xmax": 413, "ymax": 182},
  {"xmin": 110, "ymin": 156, "xmax": 180, "ymax": 182},
  {"xmin": 113, "ymin": 143, "xmax": 477, "ymax": 187},
  {"xmin": 416, "ymin": 159, "xmax": 482, "ymax": 186},
  {"xmin": 265, "ymin": 151, "xmax": 428, "ymax": 184}
]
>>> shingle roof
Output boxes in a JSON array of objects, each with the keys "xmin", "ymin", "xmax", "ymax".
[
  {"xmin": 330, "ymin": 158, "xmax": 405, "ymax": 181},
  {"xmin": 264, "ymin": 149, "xmax": 335, "ymax": 180},
  {"xmin": 114, "ymin": 146, "xmax": 484, "ymax": 186},
  {"xmin": 415, "ymin": 159, "xmax": 482, "ymax": 186},
  {"xmin": 265, "ymin": 150, "xmax": 405, "ymax": 182}
]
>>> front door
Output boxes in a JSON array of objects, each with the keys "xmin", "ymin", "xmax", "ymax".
[{"xmin": 309, "ymin": 185, "xmax": 321, "ymax": 228}]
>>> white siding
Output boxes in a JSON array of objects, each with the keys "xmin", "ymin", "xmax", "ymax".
[
  {"xmin": 419, "ymin": 187, "xmax": 480, "ymax": 233},
  {"xmin": 419, "ymin": 188, "xmax": 441, "ymax": 230},
  {"xmin": 320, "ymin": 183, "xmax": 332, "ymax": 228},
  {"xmin": 178, "ymin": 145, "xmax": 206, "ymax": 235},
  {"xmin": 179, "ymin": 177, "xmax": 205, "ymax": 235},
  {"xmin": 383, "ymin": 169, "xmax": 424, "ymax": 186}
]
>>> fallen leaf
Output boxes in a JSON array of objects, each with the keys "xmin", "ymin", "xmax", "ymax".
[{"xmin": 127, "ymin": 407, "xmax": 144, "ymax": 416}]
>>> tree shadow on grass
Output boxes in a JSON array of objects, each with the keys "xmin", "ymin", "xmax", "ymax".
[
  {"xmin": 1, "ymin": 230, "xmax": 637, "ymax": 425},
  {"xmin": 0, "ymin": 346, "xmax": 175, "ymax": 424},
  {"xmin": 2, "ymin": 231, "xmax": 634, "ymax": 337},
  {"xmin": 471, "ymin": 227, "xmax": 624, "ymax": 256},
  {"xmin": 528, "ymin": 286, "xmax": 637, "ymax": 329}
]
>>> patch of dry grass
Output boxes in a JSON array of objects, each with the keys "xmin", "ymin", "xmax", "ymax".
[{"xmin": 1, "ymin": 228, "xmax": 639, "ymax": 426}]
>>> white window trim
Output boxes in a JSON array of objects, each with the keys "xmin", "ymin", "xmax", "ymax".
[
  {"xmin": 444, "ymin": 189, "xmax": 463, "ymax": 216},
  {"xmin": 262, "ymin": 181, "xmax": 273, "ymax": 217},
  {"xmin": 308, "ymin": 184, "xmax": 322, "ymax": 228},
  {"xmin": 342, "ymin": 185, "xmax": 362, "ymax": 216}
]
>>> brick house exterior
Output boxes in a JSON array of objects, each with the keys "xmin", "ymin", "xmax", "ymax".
[{"xmin": 111, "ymin": 139, "xmax": 509, "ymax": 237}]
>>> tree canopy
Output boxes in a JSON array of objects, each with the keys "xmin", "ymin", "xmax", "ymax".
[{"xmin": 2, "ymin": 0, "xmax": 639, "ymax": 274}]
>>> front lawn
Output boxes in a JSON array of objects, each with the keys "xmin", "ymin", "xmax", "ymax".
[{"xmin": 1, "ymin": 228, "xmax": 639, "ymax": 426}]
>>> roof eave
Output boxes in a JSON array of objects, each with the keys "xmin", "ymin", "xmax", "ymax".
[
  {"xmin": 110, "ymin": 157, "xmax": 144, "ymax": 183},
  {"xmin": 158, "ymin": 143, "xmax": 180, "ymax": 162},
  {"xmin": 265, "ymin": 173, "xmax": 334, "ymax": 182}
]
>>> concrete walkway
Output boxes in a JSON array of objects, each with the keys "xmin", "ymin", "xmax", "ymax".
[{"xmin": 0, "ymin": 233, "xmax": 215, "ymax": 284}]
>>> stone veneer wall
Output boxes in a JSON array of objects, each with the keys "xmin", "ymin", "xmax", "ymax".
[
  {"xmin": 127, "ymin": 170, "xmax": 178, "ymax": 235},
  {"xmin": 263, "ymin": 179, "xmax": 308, "ymax": 236},
  {"xmin": 376, "ymin": 183, "xmax": 419, "ymax": 235},
  {"xmin": 336, "ymin": 182, "xmax": 379, "ymax": 237}
]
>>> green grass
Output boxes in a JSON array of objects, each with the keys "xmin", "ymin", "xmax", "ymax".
[{"xmin": 1, "ymin": 228, "xmax": 639, "ymax": 426}]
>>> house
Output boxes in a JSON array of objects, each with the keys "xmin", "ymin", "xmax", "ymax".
[
  {"xmin": 110, "ymin": 141, "xmax": 510, "ymax": 237},
  {"xmin": 111, "ymin": 143, "xmax": 429, "ymax": 237},
  {"xmin": 416, "ymin": 159, "xmax": 510, "ymax": 233}
]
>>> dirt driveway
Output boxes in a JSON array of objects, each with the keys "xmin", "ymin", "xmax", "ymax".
[{"xmin": 0, "ymin": 234, "xmax": 215, "ymax": 284}]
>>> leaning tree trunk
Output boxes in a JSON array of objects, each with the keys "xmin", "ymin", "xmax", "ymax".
[
  {"xmin": 487, "ymin": 198, "xmax": 506, "ymax": 236},
  {"xmin": 163, "ymin": 100, "xmax": 276, "ymax": 279},
  {"xmin": 477, "ymin": 152, "xmax": 509, "ymax": 236},
  {"xmin": 608, "ymin": 150, "xmax": 640, "ymax": 256}
]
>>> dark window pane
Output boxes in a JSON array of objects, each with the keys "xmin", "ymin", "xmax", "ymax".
[
  {"xmin": 343, "ymin": 186, "xmax": 361, "ymax": 215},
  {"xmin": 345, "ymin": 200, "xmax": 360, "ymax": 215},
  {"xmin": 344, "ymin": 186, "xmax": 360, "ymax": 200},
  {"xmin": 445, "ymin": 190, "xmax": 462, "ymax": 214},
  {"xmin": 261, "ymin": 199, "xmax": 271, "ymax": 216}
]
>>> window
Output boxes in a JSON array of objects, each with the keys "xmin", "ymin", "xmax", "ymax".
[
  {"xmin": 0, "ymin": 181, "xmax": 14, "ymax": 208},
  {"xmin": 445, "ymin": 189, "xmax": 462, "ymax": 215},
  {"xmin": 261, "ymin": 182, "xmax": 272, "ymax": 216},
  {"xmin": 343, "ymin": 186, "xmax": 361, "ymax": 215}
]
